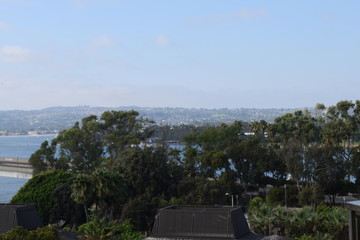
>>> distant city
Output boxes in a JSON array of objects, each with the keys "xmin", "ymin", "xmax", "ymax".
[{"xmin": 0, "ymin": 106, "xmax": 305, "ymax": 136}]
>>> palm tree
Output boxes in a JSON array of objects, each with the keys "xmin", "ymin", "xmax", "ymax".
[
  {"xmin": 71, "ymin": 174, "xmax": 93, "ymax": 221},
  {"xmin": 320, "ymin": 207, "xmax": 348, "ymax": 240},
  {"xmin": 71, "ymin": 169, "xmax": 126, "ymax": 221},
  {"xmin": 248, "ymin": 202, "xmax": 276, "ymax": 235},
  {"xmin": 286, "ymin": 207, "xmax": 317, "ymax": 238}
]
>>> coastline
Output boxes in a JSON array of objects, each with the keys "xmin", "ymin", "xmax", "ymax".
[{"xmin": 0, "ymin": 134, "xmax": 58, "ymax": 137}]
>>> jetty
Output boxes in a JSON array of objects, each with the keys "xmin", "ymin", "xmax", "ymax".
[{"xmin": 0, "ymin": 157, "xmax": 32, "ymax": 179}]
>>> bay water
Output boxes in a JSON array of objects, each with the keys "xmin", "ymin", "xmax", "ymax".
[{"xmin": 0, "ymin": 135, "xmax": 56, "ymax": 203}]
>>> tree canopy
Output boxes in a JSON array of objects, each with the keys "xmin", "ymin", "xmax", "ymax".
[{"xmin": 23, "ymin": 101, "xmax": 360, "ymax": 232}]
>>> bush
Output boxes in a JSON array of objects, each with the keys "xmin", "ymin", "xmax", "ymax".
[
  {"xmin": 248, "ymin": 203, "xmax": 348, "ymax": 239},
  {"xmin": 248, "ymin": 197, "xmax": 263, "ymax": 212},
  {"xmin": 285, "ymin": 207, "xmax": 318, "ymax": 237},
  {"xmin": 77, "ymin": 218, "xmax": 144, "ymax": 240},
  {"xmin": 0, "ymin": 226, "xmax": 59, "ymax": 240},
  {"xmin": 295, "ymin": 233, "xmax": 332, "ymax": 240},
  {"xmin": 10, "ymin": 170, "xmax": 74, "ymax": 224},
  {"xmin": 318, "ymin": 207, "xmax": 348, "ymax": 240},
  {"xmin": 77, "ymin": 218, "xmax": 114, "ymax": 240},
  {"xmin": 112, "ymin": 219, "xmax": 144, "ymax": 240},
  {"xmin": 248, "ymin": 202, "xmax": 287, "ymax": 236}
]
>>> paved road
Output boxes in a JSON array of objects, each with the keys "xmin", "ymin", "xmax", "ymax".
[{"xmin": 0, "ymin": 157, "xmax": 32, "ymax": 179}]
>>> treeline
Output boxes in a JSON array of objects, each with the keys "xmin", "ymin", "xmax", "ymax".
[{"xmin": 11, "ymin": 100, "xmax": 360, "ymax": 235}]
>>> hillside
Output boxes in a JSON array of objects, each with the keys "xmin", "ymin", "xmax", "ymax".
[{"xmin": 0, "ymin": 106, "xmax": 302, "ymax": 135}]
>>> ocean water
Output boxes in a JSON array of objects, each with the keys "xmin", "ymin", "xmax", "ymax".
[
  {"xmin": 0, "ymin": 135, "xmax": 56, "ymax": 159},
  {"xmin": 0, "ymin": 176, "xmax": 28, "ymax": 203},
  {"xmin": 0, "ymin": 135, "xmax": 56, "ymax": 203}
]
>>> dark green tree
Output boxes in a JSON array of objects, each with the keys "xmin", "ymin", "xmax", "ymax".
[
  {"xmin": 29, "ymin": 140, "xmax": 67, "ymax": 175},
  {"xmin": 56, "ymin": 115, "xmax": 104, "ymax": 174},
  {"xmin": 29, "ymin": 110, "xmax": 153, "ymax": 174},
  {"xmin": 71, "ymin": 169, "xmax": 126, "ymax": 221},
  {"xmin": 268, "ymin": 110, "xmax": 321, "ymax": 188}
]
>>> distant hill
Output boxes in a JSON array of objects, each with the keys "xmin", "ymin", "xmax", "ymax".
[{"xmin": 0, "ymin": 106, "xmax": 303, "ymax": 135}]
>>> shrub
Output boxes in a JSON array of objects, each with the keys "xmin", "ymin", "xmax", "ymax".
[
  {"xmin": 295, "ymin": 232, "xmax": 332, "ymax": 240},
  {"xmin": 77, "ymin": 218, "xmax": 114, "ymax": 240},
  {"xmin": 77, "ymin": 218, "xmax": 144, "ymax": 240},
  {"xmin": 248, "ymin": 203, "xmax": 348, "ymax": 239},
  {"xmin": 10, "ymin": 170, "xmax": 74, "ymax": 224},
  {"xmin": 285, "ymin": 207, "xmax": 318, "ymax": 237},
  {"xmin": 112, "ymin": 219, "xmax": 144, "ymax": 240},
  {"xmin": 248, "ymin": 196, "xmax": 263, "ymax": 212},
  {"xmin": 0, "ymin": 226, "xmax": 59, "ymax": 240},
  {"xmin": 248, "ymin": 202, "xmax": 284, "ymax": 235},
  {"xmin": 318, "ymin": 207, "xmax": 348, "ymax": 240}
]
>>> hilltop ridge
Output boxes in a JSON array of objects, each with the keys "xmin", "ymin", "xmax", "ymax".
[{"xmin": 0, "ymin": 106, "xmax": 304, "ymax": 135}]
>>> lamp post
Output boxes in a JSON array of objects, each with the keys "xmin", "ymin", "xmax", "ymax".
[
  {"xmin": 226, "ymin": 193, "xmax": 234, "ymax": 207},
  {"xmin": 284, "ymin": 184, "xmax": 287, "ymax": 208}
]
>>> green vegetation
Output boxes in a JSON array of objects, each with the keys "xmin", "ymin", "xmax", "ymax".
[
  {"xmin": 77, "ymin": 218, "xmax": 144, "ymax": 240},
  {"xmin": 10, "ymin": 170, "xmax": 75, "ymax": 224},
  {"xmin": 10, "ymin": 100, "xmax": 360, "ymax": 238},
  {"xmin": 248, "ymin": 198, "xmax": 348, "ymax": 239},
  {"xmin": 0, "ymin": 226, "xmax": 59, "ymax": 240}
]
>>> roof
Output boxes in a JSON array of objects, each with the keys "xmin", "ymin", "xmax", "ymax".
[
  {"xmin": 346, "ymin": 200, "xmax": 360, "ymax": 212},
  {"xmin": 150, "ymin": 206, "xmax": 258, "ymax": 240},
  {"xmin": 0, "ymin": 204, "xmax": 43, "ymax": 233}
]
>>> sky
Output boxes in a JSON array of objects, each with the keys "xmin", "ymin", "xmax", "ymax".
[{"xmin": 0, "ymin": 0, "xmax": 359, "ymax": 110}]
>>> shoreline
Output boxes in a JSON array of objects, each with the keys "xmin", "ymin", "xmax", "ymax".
[{"xmin": 0, "ymin": 134, "xmax": 58, "ymax": 137}]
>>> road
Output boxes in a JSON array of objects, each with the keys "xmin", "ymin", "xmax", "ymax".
[{"xmin": 0, "ymin": 157, "xmax": 32, "ymax": 179}]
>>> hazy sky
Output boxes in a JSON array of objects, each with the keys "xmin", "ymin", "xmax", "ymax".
[{"xmin": 0, "ymin": 0, "xmax": 359, "ymax": 110}]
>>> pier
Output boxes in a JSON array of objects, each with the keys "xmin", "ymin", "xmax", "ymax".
[{"xmin": 0, "ymin": 157, "xmax": 32, "ymax": 179}]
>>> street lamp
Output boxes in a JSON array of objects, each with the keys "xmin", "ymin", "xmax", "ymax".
[
  {"xmin": 284, "ymin": 184, "xmax": 287, "ymax": 208},
  {"xmin": 226, "ymin": 193, "xmax": 234, "ymax": 207}
]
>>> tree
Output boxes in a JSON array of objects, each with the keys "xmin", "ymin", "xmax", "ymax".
[
  {"xmin": 71, "ymin": 169, "xmax": 126, "ymax": 221},
  {"xmin": 50, "ymin": 181, "xmax": 86, "ymax": 227},
  {"xmin": 100, "ymin": 110, "xmax": 154, "ymax": 164},
  {"xmin": 29, "ymin": 110, "xmax": 153, "ymax": 174},
  {"xmin": 183, "ymin": 121, "xmax": 244, "ymax": 181},
  {"xmin": 298, "ymin": 184, "xmax": 324, "ymax": 207},
  {"xmin": 268, "ymin": 110, "xmax": 321, "ymax": 188},
  {"xmin": 228, "ymin": 136, "xmax": 277, "ymax": 188},
  {"xmin": 56, "ymin": 116, "xmax": 104, "ymax": 174},
  {"xmin": 321, "ymin": 101, "xmax": 360, "ymax": 182},
  {"xmin": 29, "ymin": 140, "xmax": 67, "ymax": 175},
  {"xmin": 250, "ymin": 120, "xmax": 268, "ymax": 141}
]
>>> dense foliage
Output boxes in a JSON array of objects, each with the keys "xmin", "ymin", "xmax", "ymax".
[
  {"xmin": 77, "ymin": 218, "xmax": 144, "ymax": 240},
  {"xmin": 248, "ymin": 199, "xmax": 348, "ymax": 239},
  {"xmin": 10, "ymin": 170, "xmax": 74, "ymax": 224},
  {"xmin": 21, "ymin": 100, "xmax": 360, "ymax": 236},
  {"xmin": 0, "ymin": 226, "xmax": 59, "ymax": 240}
]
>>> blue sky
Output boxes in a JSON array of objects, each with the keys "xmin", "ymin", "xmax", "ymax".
[{"xmin": 0, "ymin": 0, "xmax": 359, "ymax": 110}]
